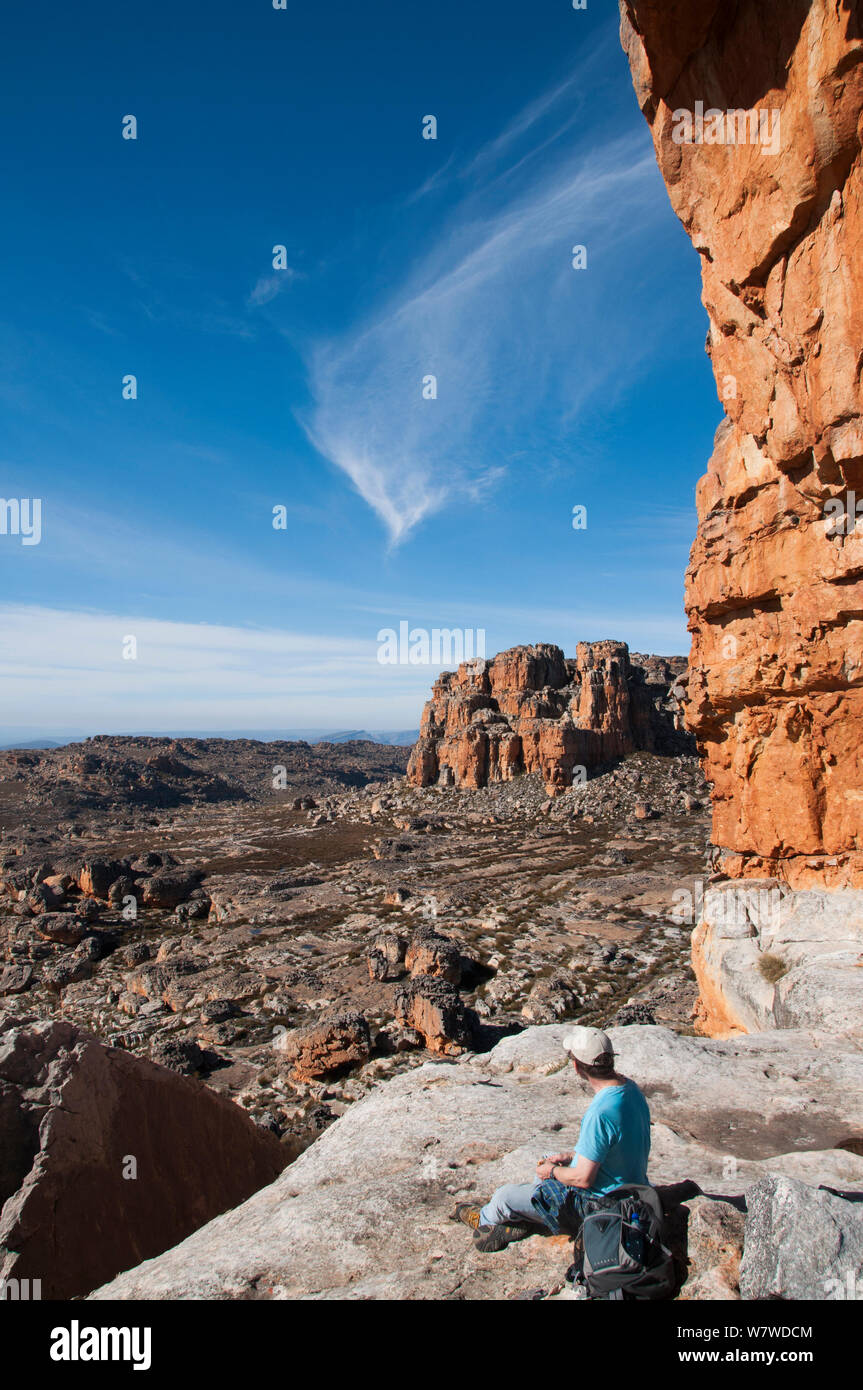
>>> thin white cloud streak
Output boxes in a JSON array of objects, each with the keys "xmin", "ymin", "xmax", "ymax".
[
  {"xmin": 0, "ymin": 603, "xmax": 688, "ymax": 732},
  {"xmin": 0, "ymin": 606, "xmax": 466, "ymax": 729},
  {"xmin": 306, "ymin": 111, "xmax": 664, "ymax": 545},
  {"xmin": 413, "ymin": 28, "xmax": 617, "ymax": 200},
  {"xmin": 459, "ymin": 72, "xmax": 584, "ymax": 183},
  {"xmin": 247, "ymin": 271, "xmax": 296, "ymax": 308}
]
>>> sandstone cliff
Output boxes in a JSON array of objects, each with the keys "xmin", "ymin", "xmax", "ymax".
[
  {"xmin": 620, "ymin": 0, "xmax": 863, "ymax": 890},
  {"xmin": 407, "ymin": 642, "xmax": 692, "ymax": 795}
]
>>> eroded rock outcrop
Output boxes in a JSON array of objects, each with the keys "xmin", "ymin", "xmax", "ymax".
[
  {"xmin": 0, "ymin": 1017, "xmax": 288, "ymax": 1299},
  {"xmin": 405, "ymin": 926, "xmax": 462, "ymax": 984},
  {"xmin": 408, "ymin": 642, "xmax": 690, "ymax": 795},
  {"xmin": 274, "ymin": 1010, "xmax": 371, "ymax": 1082},
  {"xmin": 620, "ymin": 0, "xmax": 863, "ymax": 889},
  {"xmin": 394, "ymin": 975, "xmax": 475, "ymax": 1055}
]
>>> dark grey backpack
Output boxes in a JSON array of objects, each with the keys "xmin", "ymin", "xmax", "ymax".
[{"xmin": 571, "ymin": 1184, "xmax": 676, "ymax": 1301}]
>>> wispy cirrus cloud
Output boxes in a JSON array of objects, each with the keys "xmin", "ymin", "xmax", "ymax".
[
  {"xmin": 247, "ymin": 269, "xmax": 297, "ymax": 308},
  {"xmin": 305, "ymin": 54, "xmax": 667, "ymax": 547}
]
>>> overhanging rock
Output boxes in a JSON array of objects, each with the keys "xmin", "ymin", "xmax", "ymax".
[{"xmin": 0, "ymin": 1017, "xmax": 288, "ymax": 1299}]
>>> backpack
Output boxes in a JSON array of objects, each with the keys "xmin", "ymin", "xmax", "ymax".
[{"xmin": 568, "ymin": 1184, "xmax": 676, "ymax": 1301}]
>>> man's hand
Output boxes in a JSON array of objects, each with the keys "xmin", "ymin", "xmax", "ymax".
[
  {"xmin": 536, "ymin": 1151, "xmax": 571, "ymax": 1177},
  {"xmin": 535, "ymin": 1153, "xmax": 600, "ymax": 1189},
  {"xmin": 535, "ymin": 1152, "xmax": 571, "ymax": 1181}
]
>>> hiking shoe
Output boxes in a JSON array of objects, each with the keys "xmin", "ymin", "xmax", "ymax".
[
  {"xmin": 452, "ymin": 1203, "xmax": 485, "ymax": 1231},
  {"xmin": 473, "ymin": 1221, "xmax": 537, "ymax": 1254}
]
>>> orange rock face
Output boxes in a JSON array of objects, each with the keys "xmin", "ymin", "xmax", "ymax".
[
  {"xmin": 407, "ymin": 642, "xmax": 690, "ymax": 795},
  {"xmin": 620, "ymin": 0, "xmax": 863, "ymax": 888},
  {"xmin": 276, "ymin": 1011, "xmax": 371, "ymax": 1083}
]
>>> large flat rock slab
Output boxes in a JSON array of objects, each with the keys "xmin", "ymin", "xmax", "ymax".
[{"xmin": 91, "ymin": 1023, "xmax": 863, "ymax": 1301}]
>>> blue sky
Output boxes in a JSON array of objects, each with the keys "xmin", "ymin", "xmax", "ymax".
[{"xmin": 0, "ymin": 0, "xmax": 720, "ymax": 738}]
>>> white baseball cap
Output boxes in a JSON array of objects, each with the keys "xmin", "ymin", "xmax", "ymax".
[{"xmin": 562, "ymin": 1025, "xmax": 614, "ymax": 1066}]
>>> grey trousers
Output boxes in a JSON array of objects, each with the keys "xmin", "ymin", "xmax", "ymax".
[{"xmin": 480, "ymin": 1181, "xmax": 547, "ymax": 1228}]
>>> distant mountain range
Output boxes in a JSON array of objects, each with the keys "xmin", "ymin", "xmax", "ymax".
[
  {"xmin": 0, "ymin": 738, "xmax": 74, "ymax": 750},
  {"xmin": 318, "ymin": 730, "xmax": 419, "ymax": 746},
  {"xmin": 0, "ymin": 728, "xmax": 420, "ymax": 751}
]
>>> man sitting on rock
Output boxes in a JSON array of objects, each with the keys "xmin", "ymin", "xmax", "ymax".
[{"xmin": 453, "ymin": 1026, "xmax": 651, "ymax": 1253}]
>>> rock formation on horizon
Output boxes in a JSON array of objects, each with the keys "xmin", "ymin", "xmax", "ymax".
[
  {"xmin": 407, "ymin": 641, "xmax": 692, "ymax": 795},
  {"xmin": 620, "ymin": 0, "xmax": 863, "ymax": 891}
]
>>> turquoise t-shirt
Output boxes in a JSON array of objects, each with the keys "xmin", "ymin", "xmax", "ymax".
[{"xmin": 574, "ymin": 1079, "xmax": 651, "ymax": 1195}]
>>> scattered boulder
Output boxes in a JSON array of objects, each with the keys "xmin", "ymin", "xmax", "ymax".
[
  {"xmin": 124, "ymin": 956, "xmax": 200, "ymax": 1005},
  {"xmin": 394, "ymin": 976, "xmax": 475, "ymax": 1055},
  {"xmin": 43, "ymin": 872, "xmax": 74, "ymax": 892},
  {"xmin": 75, "ymin": 934, "xmax": 109, "ymax": 964},
  {"xmin": 150, "ymin": 1036, "xmax": 205, "ymax": 1075},
  {"xmin": 117, "ymin": 942, "xmax": 151, "ymax": 968},
  {"xmin": 128, "ymin": 851, "xmax": 176, "ymax": 874},
  {"xmin": 0, "ymin": 964, "xmax": 34, "ymax": 996},
  {"xmin": 609, "ymin": 1001, "xmax": 657, "ymax": 1027},
  {"xmin": 78, "ymin": 859, "xmax": 123, "ymax": 899},
  {"xmin": 405, "ymin": 927, "xmax": 461, "ymax": 985},
  {"xmin": 33, "ymin": 913, "xmax": 89, "ymax": 947},
  {"xmin": 366, "ymin": 930, "xmax": 405, "ymax": 981},
  {"xmin": 678, "ymin": 1196, "xmax": 745, "ymax": 1300},
  {"xmin": 176, "ymin": 896, "xmax": 210, "ymax": 922},
  {"xmin": 200, "ymin": 999, "xmax": 238, "ymax": 1025},
  {"xmin": 379, "ymin": 1025, "xmax": 424, "ymax": 1053},
  {"xmin": 521, "ymin": 974, "xmax": 579, "ymax": 1024},
  {"xmin": 107, "ymin": 875, "xmax": 140, "ymax": 908},
  {"xmin": 26, "ymin": 881, "xmax": 67, "ymax": 913},
  {"xmin": 276, "ymin": 1011, "xmax": 371, "ymax": 1082},
  {"xmin": 0, "ymin": 869, "xmax": 32, "ymax": 901},
  {"xmin": 43, "ymin": 955, "xmax": 94, "ymax": 992},
  {"xmin": 139, "ymin": 870, "xmax": 203, "ymax": 909}
]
